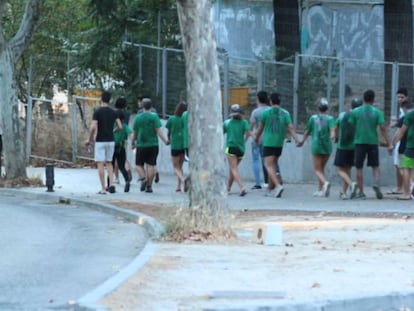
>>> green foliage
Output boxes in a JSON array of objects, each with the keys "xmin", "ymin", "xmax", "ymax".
[
  {"xmin": 297, "ymin": 58, "xmax": 339, "ymax": 121},
  {"xmin": 2, "ymin": 0, "xmax": 182, "ymax": 108},
  {"xmin": 78, "ymin": 0, "xmax": 181, "ymax": 107}
]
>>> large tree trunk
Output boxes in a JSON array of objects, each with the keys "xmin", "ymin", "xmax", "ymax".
[
  {"xmin": 176, "ymin": 0, "xmax": 229, "ymax": 228},
  {"xmin": 0, "ymin": 0, "xmax": 41, "ymax": 179},
  {"xmin": 384, "ymin": 0, "xmax": 413, "ymax": 118},
  {"xmin": 273, "ymin": 0, "xmax": 300, "ymax": 61},
  {"xmin": 0, "ymin": 48, "xmax": 27, "ymax": 178}
]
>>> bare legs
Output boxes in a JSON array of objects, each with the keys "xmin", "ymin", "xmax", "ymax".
[
  {"xmin": 227, "ymin": 155, "xmax": 246, "ymax": 195},
  {"xmin": 313, "ymin": 154, "xmax": 330, "ymax": 191},
  {"xmin": 97, "ymin": 161, "xmax": 113, "ymax": 193},
  {"xmin": 172, "ymin": 154, "xmax": 185, "ymax": 191}
]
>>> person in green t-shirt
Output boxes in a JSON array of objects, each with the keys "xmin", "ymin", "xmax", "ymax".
[
  {"xmin": 131, "ymin": 98, "xmax": 169, "ymax": 193},
  {"xmin": 166, "ymin": 102, "xmax": 187, "ymax": 192},
  {"xmin": 333, "ymin": 98, "xmax": 362, "ymax": 200},
  {"xmin": 223, "ymin": 104, "xmax": 251, "ymax": 196},
  {"xmin": 349, "ymin": 89, "xmax": 392, "ymax": 200},
  {"xmin": 392, "ymin": 109, "xmax": 414, "ymax": 200},
  {"xmin": 298, "ymin": 98, "xmax": 336, "ymax": 198},
  {"xmin": 254, "ymin": 92, "xmax": 300, "ymax": 198}
]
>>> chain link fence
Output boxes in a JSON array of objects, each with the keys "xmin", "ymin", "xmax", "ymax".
[{"xmin": 25, "ymin": 43, "xmax": 413, "ymax": 164}]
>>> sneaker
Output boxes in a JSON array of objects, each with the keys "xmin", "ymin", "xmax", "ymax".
[
  {"xmin": 353, "ymin": 192, "xmax": 366, "ymax": 200},
  {"xmin": 264, "ymin": 191, "xmax": 275, "ymax": 197},
  {"xmin": 145, "ymin": 186, "xmax": 153, "ymax": 193},
  {"xmin": 107, "ymin": 185, "xmax": 116, "ymax": 194},
  {"xmin": 251, "ymin": 184, "xmax": 262, "ymax": 190},
  {"xmin": 339, "ymin": 192, "xmax": 348, "ymax": 200},
  {"xmin": 155, "ymin": 172, "xmax": 160, "ymax": 183},
  {"xmin": 372, "ymin": 185, "xmax": 383, "ymax": 200},
  {"xmin": 322, "ymin": 181, "xmax": 330, "ymax": 197},
  {"xmin": 140, "ymin": 179, "xmax": 147, "ymax": 192},
  {"xmin": 113, "ymin": 178, "xmax": 120, "ymax": 184},
  {"xmin": 313, "ymin": 191, "xmax": 324, "ymax": 197},
  {"xmin": 274, "ymin": 185, "xmax": 284, "ymax": 198},
  {"xmin": 124, "ymin": 182, "xmax": 130, "ymax": 193},
  {"xmin": 349, "ymin": 182, "xmax": 358, "ymax": 199}
]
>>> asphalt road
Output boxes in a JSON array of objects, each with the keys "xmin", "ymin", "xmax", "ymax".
[{"xmin": 0, "ymin": 197, "xmax": 148, "ymax": 311}]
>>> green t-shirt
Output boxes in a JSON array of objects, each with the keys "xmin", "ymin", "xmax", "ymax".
[
  {"xmin": 133, "ymin": 112, "xmax": 162, "ymax": 147},
  {"xmin": 259, "ymin": 106, "xmax": 292, "ymax": 147},
  {"xmin": 336, "ymin": 111, "xmax": 355, "ymax": 150},
  {"xmin": 182, "ymin": 111, "xmax": 189, "ymax": 149},
  {"xmin": 305, "ymin": 114, "xmax": 335, "ymax": 155},
  {"xmin": 350, "ymin": 104, "xmax": 384, "ymax": 145},
  {"xmin": 166, "ymin": 115, "xmax": 185, "ymax": 150},
  {"xmin": 223, "ymin": 118, "xmax": 250, "ymax": 153},
  {"xmin": 114, "ymin": 122, "xmax": 132, "ymax": 147},
  {"xmin": 403, "ymin": 110, "xmax": 414, "ymax": 149}
]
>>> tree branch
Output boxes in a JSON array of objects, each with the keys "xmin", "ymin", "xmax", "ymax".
[{"xmin": 9, "ymin": 0, "xmax": 41, "ymax": 63}]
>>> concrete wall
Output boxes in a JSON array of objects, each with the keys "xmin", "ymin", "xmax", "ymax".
[{"xmin": 129, "ymin": 120, "xmax": 396, "ymax": 188}]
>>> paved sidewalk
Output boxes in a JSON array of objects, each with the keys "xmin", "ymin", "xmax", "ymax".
[{"xmin": 17, "ymin": 167, "xmax": 414, "ymax": 310}]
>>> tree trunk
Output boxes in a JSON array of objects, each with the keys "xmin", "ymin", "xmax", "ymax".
[
  {"xmin": 0, "ymin": 0, "xmax": 41, "ymax": 179},
  {"xmin": 273, "ymin": 0, "xmax": 300, "ymax": 61},
  {"xmin": 0, "ymin": 47, "xmax": 27, "ymax": 178},
  {"xmin": 176, "ymin": 0, "xmax": 229, "ymax": 228},
  {"xmin": 384, "ymin": 0, "xmax": 413, "ymax": 117}
]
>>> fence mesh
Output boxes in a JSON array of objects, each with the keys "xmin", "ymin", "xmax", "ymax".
[{"xmin": 26, "ymin": 43, "xmax": 414, "ymax": 162}]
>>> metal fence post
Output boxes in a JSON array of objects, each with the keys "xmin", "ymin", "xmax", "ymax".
[
  {"xmin": 138, "ymin": 44, "xmax": 143, "ymax": 83},
  {"xmin": 162, "ymin": 48, "xmax": 167, "ymax": 119},
  {"xmin": 71, "ymin": 102, "xmax": 78, "ymax": 162},
  {"xmin": 257, "ymin": 60, "xmax": 264, "ymax": 91},
  {"xmin": 26, "ymin": 96, "xmax": 33, "ymax": 163},
  {"xmin": 338, "ymin": 57, "xmax": 346, "ymax": 113},
  {"xmin": 327, "ymin": 58, "xmax": 333, "ymax": 103},
  {"xmin": 223, "ymin": 53, "xmax": 230, "ymax": 119},
  {"xmin": 390, "ymin": 62, "xmax": 399, "ymax": 118},
  {"xmin": 293, "ymin": 53, "xmax": 300, "ymax": 129}
]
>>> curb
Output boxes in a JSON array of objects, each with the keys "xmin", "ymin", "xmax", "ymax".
[{"xmin": 0, "ymin": 188, "xmax": 165, "ymax": 238}]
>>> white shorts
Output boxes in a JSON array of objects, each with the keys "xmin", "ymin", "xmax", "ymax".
[
  {"xmin": 94, "ymin": 141, "xmax": 115, "ymax": 162},
  {"xmin": 393, "ymin": 141, "xmax": 401, "ymax": 166}
]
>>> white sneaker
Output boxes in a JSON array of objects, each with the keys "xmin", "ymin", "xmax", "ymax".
[
  {"xmin": 322, "ymin": 181, "xmax": 330, "ymax": 197},
  {"xmin": 313, "ymin": 190, "xmax": 324, "ymax": 197},
  {"xmin": 349, "ymin": 182, "xmax": 358, "ymax": 199},
  {"xmin": 274, "ymin": 185, "xmax": 284, "ymax": 198}
]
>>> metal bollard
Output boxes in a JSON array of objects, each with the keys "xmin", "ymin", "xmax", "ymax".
[{"xmin": 45, "ymin": 164, "xmax": 54, "ymax": 192}]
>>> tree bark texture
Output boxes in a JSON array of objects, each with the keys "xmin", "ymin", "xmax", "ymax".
[
  {"xmin": 0, "ymin": 0, "xmax": 41, "ymax": 179},
  {"xmin": 384, "ymin": 0, "xmax": 413, "ymax": 117},
  {"xmin": 176, "ymin": 0, "xmax": 229, "ymax": 218}
]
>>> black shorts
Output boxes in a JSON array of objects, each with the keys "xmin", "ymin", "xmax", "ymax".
[
  {"xmin": 354, "ymin": 144, "xmax": 379, "ymax": 169},
  {"xmin": 263, "ymin": 146, "xmax": 283, "ymax": 158},
  {"xmin": 225, "ymin": 146, "xmax": 244, "ymax": 158},
  {"xmin": 171, "ymin": 149, "xmax": 185, "ymax": 157},
  {"xmin": 334, "ymin": 149, "xmax": 354, "ymax": 167},
  {"xmin": 135, "ymin": 146, "xmax": 159, "ymax": 166}
]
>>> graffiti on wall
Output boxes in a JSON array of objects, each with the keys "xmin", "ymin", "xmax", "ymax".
[
  {"xmin": 302, "ymin": 5, "xmax": 384, "ymax": 60},
  {"xmin": 213, "ymin": 2, "xmax": 274, "ymax": 59}
]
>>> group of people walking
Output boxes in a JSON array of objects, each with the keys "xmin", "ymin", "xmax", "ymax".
[
  {"xmin": 86, "ymin": 91, "xmax": 186, "ymax": 194},
  {"xmin": 86, "ymin": 87, "xmax": 412, "ymax": 200},
  {"xmin": 243, "ymin": 88, "xmax": 413, "ymax": 200}
]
